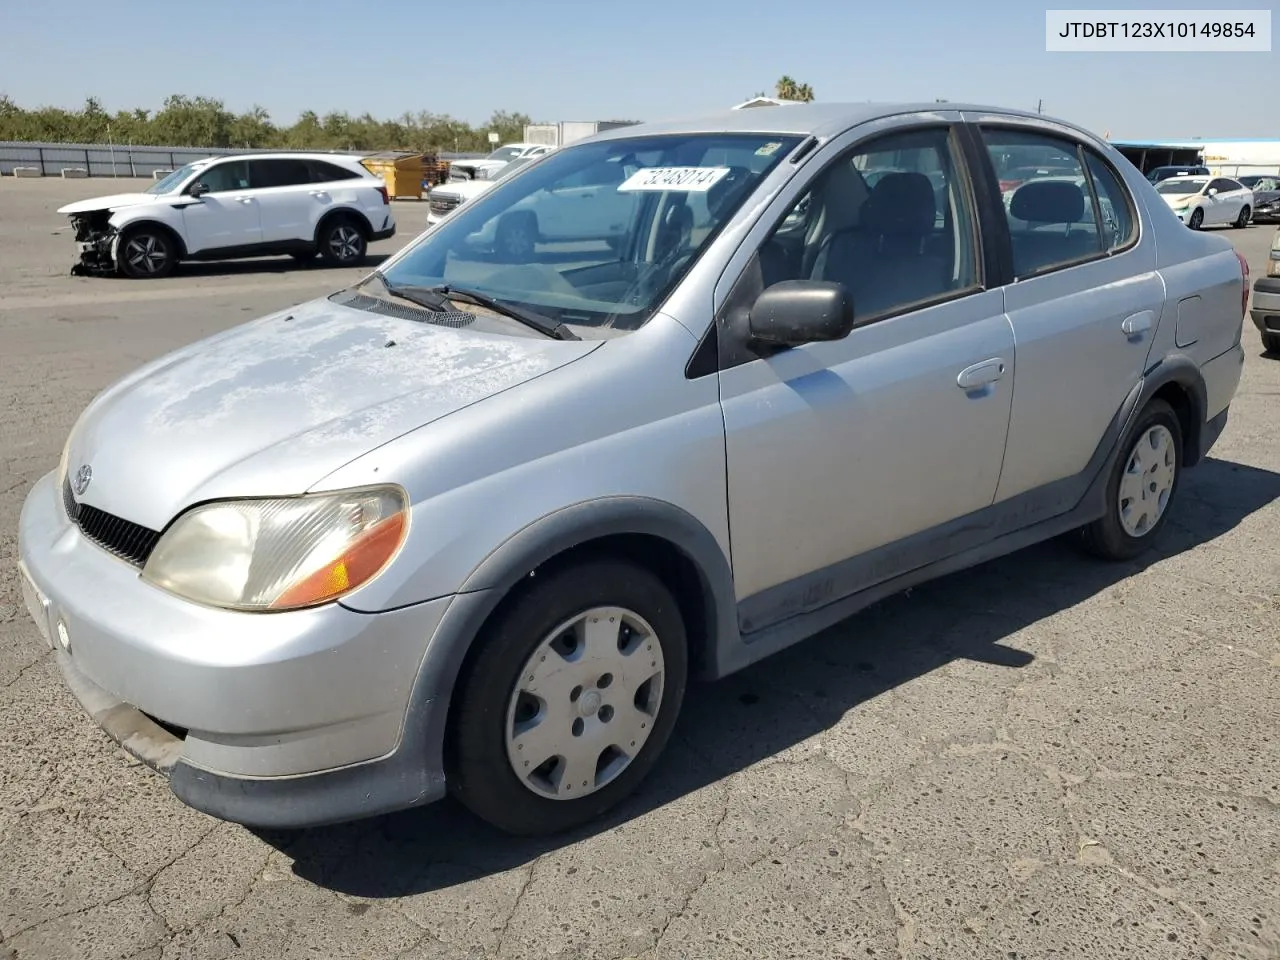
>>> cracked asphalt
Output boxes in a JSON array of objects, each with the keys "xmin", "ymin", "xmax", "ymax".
[{"xmin": 1, "ymin": 178, "xmax": 1278, "ymax": 960}]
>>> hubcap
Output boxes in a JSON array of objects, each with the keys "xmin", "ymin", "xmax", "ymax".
[
  {"xmin": 329, "ymin": 226, "xmax": 362, "ymax": 260},
  {"xmin": 504, "ymin": 606, "xmax": 665, "ymax": 801},
  {"xmin": 125, "ymin": 234, "xmax": 167, "ymax": 274},
  {"xmin": 1118, "ymin": 424, "xmax": 1176, "ymax": 537}
]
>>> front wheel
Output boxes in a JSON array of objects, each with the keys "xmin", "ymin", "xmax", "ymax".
[
  {"xmin": 1188, "ymin": 208, "xmax": 1204, "ymax": 230},
  {"xmin": 1234, "ymin": 206, "xmax": 1251, "ymax": 228},
  {"xmin": 1078, "ymin": 398, "xmax": 1182, "ymax": 561},
  {"xmin": 447, "ymin": 558, "xmax": 688, "ymax": 836},
  {"xmin": 116, "ymin": 227, "xmax": 177, "ymax": 279},
  {"xmin": 318, "ymin": 218, "xmax": 367, "ymax": 266}
]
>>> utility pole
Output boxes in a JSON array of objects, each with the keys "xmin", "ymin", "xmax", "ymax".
[{"xmin": 1037, "ymin": 99, "xmax": 1043, "ymax": 114}]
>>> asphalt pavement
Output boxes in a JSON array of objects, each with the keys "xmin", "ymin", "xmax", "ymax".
[{"xmin": 1, "ymin": 177, "xmax": 1277, "ymax": 960}]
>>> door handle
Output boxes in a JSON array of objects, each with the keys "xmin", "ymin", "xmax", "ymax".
[
  {"xmin": 235, "ymin": 196, "xmax": 254, "ymax": 204},
  {"xmin": 956, "ymin": 358, "xmax": 1007, "ymax": 390},
  {"xmin": 309, "ymin": 190, "xmax": 329, "ymax": 197},
  {"xmin": 1121, "ymin": 310, "xmax": 1154, "ymax": 336}
]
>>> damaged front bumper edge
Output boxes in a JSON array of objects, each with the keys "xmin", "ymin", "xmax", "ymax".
[{"xmin": 68, "ymin": 213, "xmax": 118, "ymax": 276}]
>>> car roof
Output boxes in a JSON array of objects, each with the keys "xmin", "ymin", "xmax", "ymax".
[
  {"xmin": 587, "ymin": 102, "xmax": 1096, "ymax": 143},
  {"xmin": 195, "ymin": 152, "xmax": 366, "ymax": 166}
]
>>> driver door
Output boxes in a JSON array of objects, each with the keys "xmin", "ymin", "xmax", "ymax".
[
  {"xmin": 717, "ymin": 121, "xmax": 1016, "ymax": 633},
  {"xmin": 179, "ymin": 159, "xmax": 264, "ymax": 253}
]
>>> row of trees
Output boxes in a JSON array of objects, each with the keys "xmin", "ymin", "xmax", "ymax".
[
  {"xmin": 0, "ymin": 77, "xmax": 818, "ymax": 152},
  {"xmin": 0, "ymin": 94, "xmax": 533, "ymax": 153}
]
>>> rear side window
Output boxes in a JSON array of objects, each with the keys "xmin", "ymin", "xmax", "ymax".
[
  {"xmin": 980, "ymin": 128, "xmax": 1116, "ymax": 278},
  {"xmin": 308, "ymin": 160, "xmax": 360, "ymax": 182},
  {"xmin": 1083, "ymin": 151, "xmax": 1137, "ymax": 252},
  {"xmin": 250, "ymin": 158, "xmax": 313, "ymax": 188}
]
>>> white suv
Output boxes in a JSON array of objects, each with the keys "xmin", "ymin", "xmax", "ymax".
[{"xmin": 58, "ymin": 153, "xmax": 397, "ymax": 278}]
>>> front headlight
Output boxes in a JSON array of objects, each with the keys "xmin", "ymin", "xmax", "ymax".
[{"xmin": 141, "ymin": 485, "xmax": 408, "ymax": 611}]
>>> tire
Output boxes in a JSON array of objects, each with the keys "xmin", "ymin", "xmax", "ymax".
[
  {"xmin": 317, "ymin": 217, "xmax": 367, "ymax": 266},
  {"xmin": 1079, "ymin": 398, "xmax": 1183, "ymax": 561},
  {"xmin": 1235, "ymin": 206, "xmax": 1251, "ymax": 229},
  {"xmin": 1262, "ymin": 332, "xmax": 1280, "ymax": 355},
  {"xmin": 447, "ymin": 558, "xmax": 688, "ymax": 836},
  {"xmin": 1188, "ymin": 208, "xmax": 1204, "ymax": 230},
  {"xmin": 116, "ymin": 226, "xmax": 177, "ymax": 279}
]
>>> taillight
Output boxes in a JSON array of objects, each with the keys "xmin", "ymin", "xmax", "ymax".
[
  {"xmin": 1235, "ymin": 250, "xmax": 1249, "ymax": 318},
  {"xmin": 376, "ymin": 186, "xmax": 389, "ymax": 205}
]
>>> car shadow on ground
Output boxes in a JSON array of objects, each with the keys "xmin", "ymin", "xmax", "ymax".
[
  {"xmin": 171, "ymin": 253, "xmax": 390, "ymax": 278},
  {"xmin": 257, "ymin": 455, "xmax": 1280, "ymax": 896}
]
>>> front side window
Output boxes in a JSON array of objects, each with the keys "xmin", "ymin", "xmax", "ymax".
[
  {"xmin": 193, "ymin": 160, "xmax": 250, "ymax": 193},
  {"xmin": 754, "ymin": 126, "xmax": 979, "ymax": 320},
  {"xmin": 375, "ymin": 133, "xmax": 801, "ymax": 334}
]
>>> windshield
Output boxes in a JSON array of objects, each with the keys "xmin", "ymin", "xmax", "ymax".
[
  {"xmin": 487, "ymin": 146, "xmax": 523, "ymax": 162},
  {"xmin": 1156, "ymin": 177, "xmax": 1207, "ymax": 195},
  {"xmin": 375, "ymin": 132, "xmax": 801, "ymax": 335},
  {"xmin": 145, "ymin": 162, "xmax": 201, "ymax": 195}
]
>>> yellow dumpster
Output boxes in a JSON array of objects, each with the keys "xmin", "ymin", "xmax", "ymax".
[{"xmin": 360, "ymin": 152, "xmax": 428, "ymax": 200}]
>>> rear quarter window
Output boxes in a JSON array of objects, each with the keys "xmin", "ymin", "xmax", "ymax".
[{"xmin": 308, "ymin": 160, "xmax": 362, "ymax": 182}]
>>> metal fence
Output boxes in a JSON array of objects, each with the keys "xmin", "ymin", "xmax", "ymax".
[{"xmin": 0, "ymin": 141, "xmax": 487, "ymax": 177}]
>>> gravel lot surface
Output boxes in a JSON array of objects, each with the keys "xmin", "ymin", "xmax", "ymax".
[{"xmin": 1, "ymin": 177, "xmax": 1277, "ymax": 960}]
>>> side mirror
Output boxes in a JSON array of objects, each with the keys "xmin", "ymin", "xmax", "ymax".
[
  {"xmin": 1207, "ymin": 188, "xmax": 1219, "ymax": 197},
  {"xmin": 188, "ymin": 181, "xmax": 210, "ymax": 197},
  {"xmin": 748, "ymin": 280, "xmax": 855, "ymax": 346}
]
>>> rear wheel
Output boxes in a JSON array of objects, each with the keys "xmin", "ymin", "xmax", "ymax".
[
  {"xmin": 1235, "ymin": 206, "xmax": 1251, "ymax": 228},
  {"xmin": 1262, "ymin": 332, "xmax": 1280, "ymax": 355},
  {"xmin": 1079, "ymin": 398, "xmax": 1182, "ymax": 561},
  {"xmin": 318, "ymin": 218, "xmax": 367, "ymax": 266},
  {"xmin": 116, "ymin": 226, "xmax": 177, "ymax": 279},
  {"xmin": 447, "ymin": 558, "xmax": 688, "ymax": 836},
  {"xmin": 1188, "ymin": 208, "xmax": 1204, "ymax": 230}
]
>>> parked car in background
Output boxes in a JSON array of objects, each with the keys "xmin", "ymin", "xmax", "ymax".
[
  {"xmin": 1147, "ymin": 165, "xmax": 1210, "ymax": 183},
  {"xmin": 58, "ymin": 153, "xmax": 395, "ymax": 278},
  {"xmin": 427, "ymin": 156, "xmax": 538, "ymax": 227},
  {"xmin": 450, "ymin": 143, "xmax": 553, "ymax": 181},
  {"xmin": 1154, "ymin": 175, "xmax": 1253, "ymax": 229},
  {"xmin": 1249, "ymin": 226, "xmax": 1280, "ymax": 353},
  {"xmin": 20, "ymin": 102, "xmax": 1248, "ymax": 837},
  {"xmin": 1237, "ymin": 175, "xmax": 1280, "ymax": 223}
]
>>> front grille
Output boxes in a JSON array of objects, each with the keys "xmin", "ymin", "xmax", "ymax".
[
  {"xmin": 63, "ymin": 477, "xmax": 162, "ymax": 567},
  {"xmin": 429, "ymin": 196, "xmax": 461, "ymax": 215}
]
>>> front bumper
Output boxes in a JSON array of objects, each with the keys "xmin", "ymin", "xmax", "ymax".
[
  {"xmin": 1249, "ymin": 278, "xmax": 1280, "ymax": 334},
  {"xmin": 1251, "ymin": 202, "xmax": 1280, "ymax": 222},
  {"xmin": 17, "ymin": 470, "xmax": 453, "ymax": 827}
]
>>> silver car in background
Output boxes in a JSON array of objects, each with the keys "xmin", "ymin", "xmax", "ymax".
[{"xmin": 18, "ymin": 103, "xmax": 1248, "ymax": 836}]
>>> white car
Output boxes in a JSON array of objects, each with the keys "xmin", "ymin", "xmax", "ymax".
[
  {"xmin": 449, "ymin": 143, "xmax": 553, "ymax": 181},
  {"xmin": 59, "ymin": 153, "xmax": 397, "ymax": 278},
  {"xmin": 1155, "ymin": 175, "xmax": 1254, "ymax": 230},
  {"xmin": 427, "ymin": 157, "xmax": 538, "ymax": 227}
]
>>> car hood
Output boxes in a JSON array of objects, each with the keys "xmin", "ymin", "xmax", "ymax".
[
  {"xmin": 1253, "ymin": 190, "xmax": 1280, "ymax": 204},
  {"xmin": 57, "ymin": 193, "xmax": 163, "ymax": 215},
  {"xmin": 1160, "ymin": 192, "xmax": 1199, "ymax": 206},
  {"xmin": 63, "ymin": 295, "xmax": 601, "ymax": 531}
]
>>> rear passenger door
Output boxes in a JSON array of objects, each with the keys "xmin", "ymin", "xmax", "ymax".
[
  {"xmin": 248, "ymin": 158, "xmax": 320, "ymax": 244},
  {"xmin": 970, "ymin": 121, "xmax": 1160, "ymax": 504},
  {"xmin": 717, "ymin": 121, "xmax": 1016, "ymax": 631}
]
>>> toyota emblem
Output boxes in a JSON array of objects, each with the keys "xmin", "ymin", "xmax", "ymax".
[{"xmin": 73, "ymin": 464, "xmax": 92, "ymax": 496}]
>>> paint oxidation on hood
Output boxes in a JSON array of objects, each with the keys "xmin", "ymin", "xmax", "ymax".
[{"xmin": 64, "ymin": 297, "xmax": 599, "ymax": 531}]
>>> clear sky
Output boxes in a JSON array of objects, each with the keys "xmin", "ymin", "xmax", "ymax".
[{"xmin": 1, "ymin": 0, "xmax": 1274, "ymax": 139}]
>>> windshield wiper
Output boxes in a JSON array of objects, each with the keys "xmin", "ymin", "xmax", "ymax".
[
  {"xmin": 422, "ymin": 284, "xmax": 579, "ymax": 341},
  {"xmin": 364, "ymin": 275, "xmax": 579, "ymax": 341}
]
